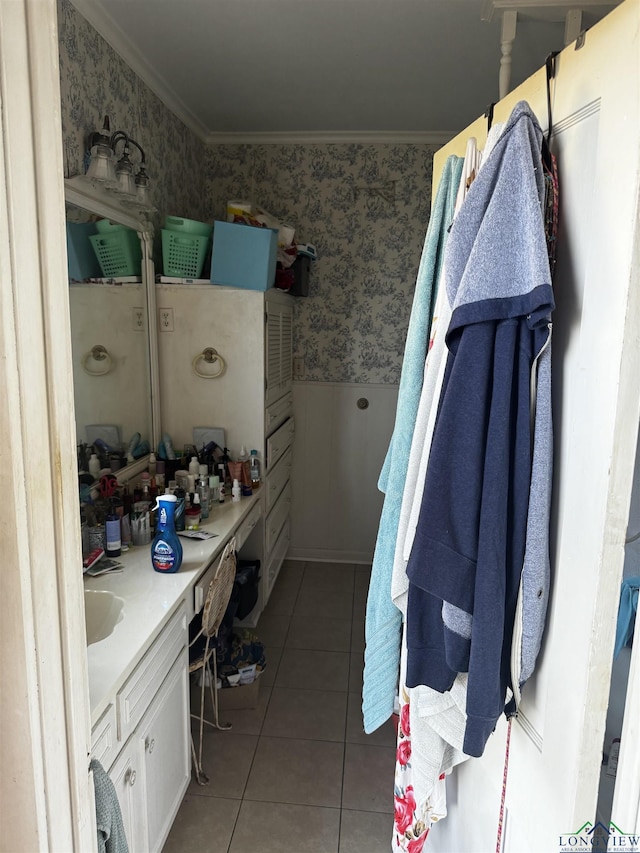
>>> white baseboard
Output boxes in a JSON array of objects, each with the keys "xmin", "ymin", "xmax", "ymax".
[{"xmin": 286, "ymin": 547, "xmax": 372, "ymax": 565}]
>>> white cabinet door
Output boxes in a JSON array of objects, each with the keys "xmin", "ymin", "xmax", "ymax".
[
  {"xmin": 265, "ymin": 298, "xmax": 293, "ymax": 407},
  {"xmin": 109, "ymin": 735, "xmax": 147, "ymax": 853},
  {"xmin": 139, "ymin": 649, "xmax": 190, "ymax": 853}
]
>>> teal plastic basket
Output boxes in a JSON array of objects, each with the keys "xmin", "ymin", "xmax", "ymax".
[
  {"xmin": 95, "ymin": 218, "xmax": 127, "ymax": 234},
  {"xmin": 162, "ymin": 229, "xmax": 209, "ymax": 278},
  {"xmin": 164, "ymin": 216, "xmax": 212, "ymax": 239},
  {"xmin": 89, "ymin": 228, "xmax": 142, "ymax": 277}
]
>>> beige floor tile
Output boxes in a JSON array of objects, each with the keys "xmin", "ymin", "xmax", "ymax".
[
  {"xmin": 351, "ymin": 619, "xmax": 365, "ymax": 653},
  {"xmin": 345, "ymin": 692, "xmax": 397, "ymax": 747},
  {"xmin": 286, "ymin": 615, "xmax": 352, "ymax": 653},
  {"xmin": 163, "ymin": 795, "xmax": 240, "ymax": 853},
  {"xmin": 187, "ymin": 732, "xmax": 258, "ymax": 799},
  {"xmin": 229, "ymin": 801, "xmax": 340, "ymax": 853},
  {"xmin": 275, "ymin": 648, "xmax": 350, "ymax": 692},
  {"xmin": 352, "ymin": 589, "xmax": 367, "ymax": 622},
  {"xmin": 254, "ymin": 611, "xmax": 291, "ymax": 647},
  {"xmin": 294, "ymin": 582, "xmax": 354, "ymax": 620},
  {"xmin": 244, "ymin": 736, "xmax": 344, "ymax": 807},
  {"xmin": 261, "ymin": 645, "xmax": 283, "ymax": 687},
  {"xmin": 190, "ymin": 683, "xmax": 272, "ymax": 737},
  {"xmin": 263, "ymin": 566, "xmax": 304, "ymax": 616},
  {"xmin": 348, "ymin": 652, "xmax": 364, "ymax": 693},
  {"xmin": 302, "ymin": 563, "xmax": 355, "ymax": 590},
  {"xmin": 262, "ymin": 687, "xmax": 347, "ymax": 742},
  {"xmin": 339, "ymin": 809, "xmax": 393, "ymax": 853},
  {"xmin": 341, "ymin": 743, "xmax": 396, "ymax": 813}
]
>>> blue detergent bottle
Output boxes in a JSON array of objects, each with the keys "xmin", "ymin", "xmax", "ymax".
[{"xmin": 151, "ymin": 494, "xmax": 183, "ymax": 573}]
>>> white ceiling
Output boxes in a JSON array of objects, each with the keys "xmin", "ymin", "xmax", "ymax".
[{"xmin": 70, "ymin": 0, "xmax": 617, "ymax": 141}]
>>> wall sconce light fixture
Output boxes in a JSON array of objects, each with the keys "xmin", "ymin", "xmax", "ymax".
[{"xmin": 86, "ymin": 116, "xmax": 150, "ymax": 205}]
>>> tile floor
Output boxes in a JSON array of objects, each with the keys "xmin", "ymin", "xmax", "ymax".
[{"xmin": 164, "ymin": 560, "xmax": 397, "ymax": 853}]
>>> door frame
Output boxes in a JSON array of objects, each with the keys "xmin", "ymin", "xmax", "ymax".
[{"xmin": 0, "ymin": 0, "xmax": 94, "ymax": 849}]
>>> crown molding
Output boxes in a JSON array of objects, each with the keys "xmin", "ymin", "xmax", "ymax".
[
  {"xmin": 206, "ymin": 130, "xmax": 456, "ymax": 146},
  {"xmin": 68, "ymin": 0, "xmax": 210, "ymax": 141}
]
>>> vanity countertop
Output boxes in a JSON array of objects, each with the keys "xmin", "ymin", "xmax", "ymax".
[{"xmin": 84, "ymin": 493, "xmax": 261, "ymax": 727}]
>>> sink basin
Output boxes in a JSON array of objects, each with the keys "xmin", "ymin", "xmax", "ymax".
[{"xmin": 84, "ymin": 590, "xmax": 124, "ymax": 646}]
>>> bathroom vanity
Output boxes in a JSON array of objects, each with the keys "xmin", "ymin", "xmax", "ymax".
[
  {"xmin": 65, "ymin": 179, "xmax": 293, "ymax": 849},
  {"xmin": 86, "ymin": 493, "xmax": 261, "ymax": 853}
]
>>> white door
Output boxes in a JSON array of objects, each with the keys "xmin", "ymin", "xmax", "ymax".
[{"xmin": 428, "ymin": 3, "xmax": 640, "ymax": 850}]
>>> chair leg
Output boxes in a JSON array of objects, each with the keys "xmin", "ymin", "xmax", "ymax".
[
  {"xmin": 208, "ymin": 650, "xmax": 231, "ymax": 731},
  {"xmin": 190, "ymin": 732, "xmax": 208, "ymax": 786}
]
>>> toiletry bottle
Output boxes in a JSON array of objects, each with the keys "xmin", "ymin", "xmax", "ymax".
[
  {"xmin": 232, "ymin": 479, "xmax": 241, "ymax": 503},
  {"xmin": 249, "ymin": 449, "xmax": 261, "ymax": 488},
  {"xmin": 173, "ymin": 486, "xmax": 186, "ymax": 531},
  {"xmin": 105, "ymin": 499, "xmax": 121, "ymax": 557},
  {"xmin": 208, "ymin": 475, "xmax": 218, "ymax": 507},
  {"xmin": 186, "ymin": 494, "xmax": 201, "ymax": 529},
  {"xmin": 151, "ymin": 494, "xmax": 183, "ymax": 574},
  {"xmin": 188, "ymin": 453, "xmax": 200, "ymax": 477},
  {"xmin": 239, "ymin": 445, "xmax": 248, "ymax": 462},
  {"xmin": 218, "ymin": 479, "xmax": 225, "ymax": 503},
  {"xmin": 148, "ymin": 452, "xmax": 157, "ymax": 477},
  {"xmin": 89, "ymin": 453, "xmax": 101, "ymax": 480},
  {"xmin": 197, "ymin": 476, "xmax": 210, "ymax": 520}
]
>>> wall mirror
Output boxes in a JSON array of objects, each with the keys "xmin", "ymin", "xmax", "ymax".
[{"xmin": 64, "ymin": 176, "xmax": 160, "ymax": 481}]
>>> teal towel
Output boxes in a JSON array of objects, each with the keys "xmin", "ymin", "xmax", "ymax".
[
  {"xmin": 615, "ymin": 576, "xmax": 640, "ymax": 658},
  {"xmin": 363, "ymin": 155, "xmax": 464, "ymax": 733},
  {"xmin": 91, "ymin": 758, "xmax": 129, "ymax": 853}
]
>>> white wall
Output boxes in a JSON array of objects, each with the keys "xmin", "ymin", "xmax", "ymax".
[{"xmin": 289, "ymin": 381, "xmax": 398, "ymax": 563}]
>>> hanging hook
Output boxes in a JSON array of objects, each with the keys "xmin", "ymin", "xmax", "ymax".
[{"xmin": 484, "ymin": 102, "xmax": 496, "ymax": 134}]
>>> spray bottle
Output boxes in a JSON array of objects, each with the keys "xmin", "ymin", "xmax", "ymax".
[{"xmin": 151, "ymin": 494, "xmax": 183, "ymax": 574}]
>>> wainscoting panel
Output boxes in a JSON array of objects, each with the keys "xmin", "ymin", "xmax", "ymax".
[{"xmin": 289, "ymin": 381, "xmax": 398, "ymax": 564}]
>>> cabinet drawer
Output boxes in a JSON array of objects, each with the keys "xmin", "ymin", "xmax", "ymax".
[
  {"xmin": 265, "ymin": 448, "xmax": 292, "ymax": 515},
  {"xmin": 91, "ymin": 703, "xmax": 118, "ymax": 772},
  {"xmin": 117, "ymin": 602, "xmax": 187, "ymax": 741},
  {"xmin": 266, "ymin": 417, "xmax": 294, "ymax": 470},
  {"xmin": 265, "ymin": 482, "xmax": 291, "ymax": 556},
  {"xmin": 266, "ymin": 392, "xmax": 293, "ymax": 436},
  {"xmin": 266, "ymin": 519, "xmax": 290, "ymax": 600},
  {"xmin": 235, "ymin": 501, "xmax": 262, "ymax": 551}
]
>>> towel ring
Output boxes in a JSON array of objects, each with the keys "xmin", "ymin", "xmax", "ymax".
[
  {"xmin": 82, "ymin": 345, "xmax": 113, "ymax": 376},
  {"xmin": 192, "ymin": 347, "xmax": 226, "ymax": 379}
]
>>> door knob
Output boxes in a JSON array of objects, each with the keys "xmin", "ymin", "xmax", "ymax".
[
  {"xmin": 145, "ymin": 737, "xmax": 155, "ymax": 754},
  {"xmin": 125, "ymin": 768, "xmax": 136, "ymax": 786}
]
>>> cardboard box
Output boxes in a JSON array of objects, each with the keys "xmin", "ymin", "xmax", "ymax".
[
  {"xmin": 216, "ymin": 678, "xmax": 260, "ymax": 710},
  {"xmin": 210, "ymin": 221, "xmax": 278, "ymax": 291}
]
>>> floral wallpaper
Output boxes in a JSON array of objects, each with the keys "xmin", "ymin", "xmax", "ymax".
[
  {"xmin": 57, "ymin": 0, "xmax": 439, "ymax": 385},
  {"xmin": 57, "ymin": 0, "xmax": 208, "ymax": 231},
  {"xmin": 206, "ymin": 143, "xmax": 438, "ymax": 384}
]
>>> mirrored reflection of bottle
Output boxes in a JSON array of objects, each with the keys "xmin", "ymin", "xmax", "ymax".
[
  {"xmin": 249, "ymin": 449, "xmax": 261, "ymax": 488},
  {"xmin": 197, "ymin": 476, "xmax": 210, "ymax": 520}
]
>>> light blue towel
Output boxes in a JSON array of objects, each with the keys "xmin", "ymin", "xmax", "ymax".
[
  {"xmin": 362, "ymin": 156, "xmax": 464, "ymax": 733},
  {"xmin": 614, "ymin": 576, "xmax": 640, "ymax": 658},
  {"xmin": 91, "ymin": 758, "xmax": 129, "ymax": 853}
]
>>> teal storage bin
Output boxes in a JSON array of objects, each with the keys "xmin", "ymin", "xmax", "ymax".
[
  {"xmin": 210, "ymin": 221, "xmax": 278, "ymax": 291},
  {"xmin": 66, "ymin": 221, "xmax": 102, "ymax": 280}
]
